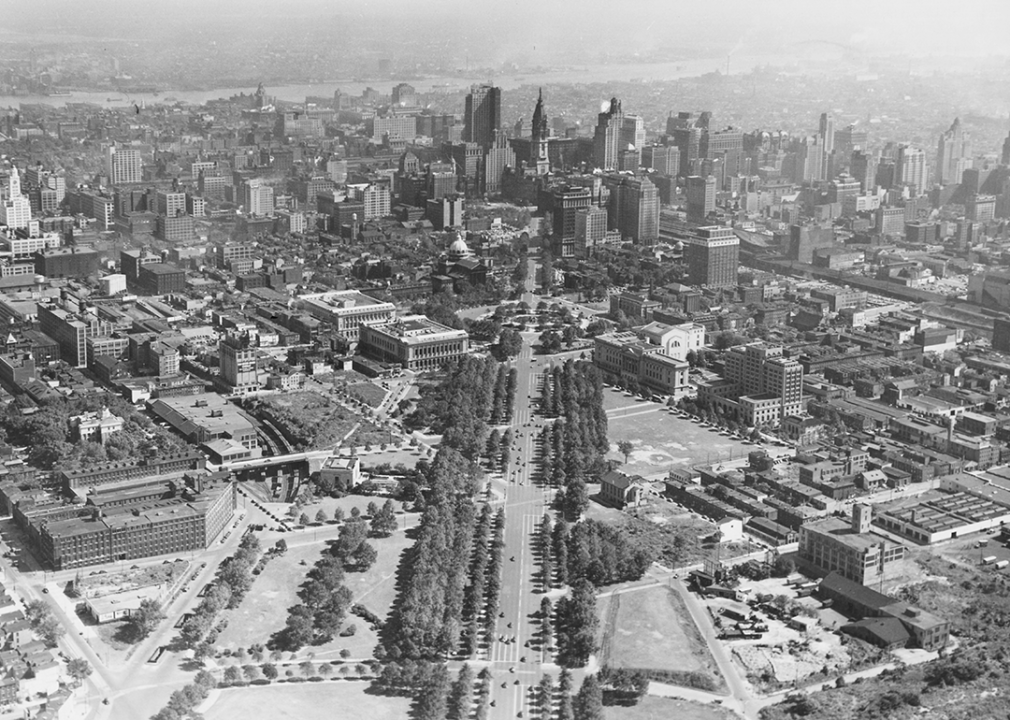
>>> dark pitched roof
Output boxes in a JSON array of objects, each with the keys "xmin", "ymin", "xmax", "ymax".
[
  {"xmin": 844, "ymin": 617, "xmax": 910, "ymax": 645},
  {"xmin": 818, "ymin": 571, "xmax": 891, "ymax": 610}
]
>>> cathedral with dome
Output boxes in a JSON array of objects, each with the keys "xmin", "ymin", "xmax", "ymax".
[{"xmin": 431, "ymin": 230, "xmax": 491, "ymax": 293}]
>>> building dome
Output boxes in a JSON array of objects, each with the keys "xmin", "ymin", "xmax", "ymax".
[{"xmin": 448, "ymin": 232, "xmax": 471, "ymax": 262}]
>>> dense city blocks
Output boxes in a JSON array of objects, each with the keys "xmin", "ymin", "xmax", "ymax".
[{"xmin": 0, "ymin": 7, "xmax": 1009, "ymax": 720}]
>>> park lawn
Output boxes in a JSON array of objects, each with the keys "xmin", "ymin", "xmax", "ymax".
[
  {"xmin": 604, "ymin": 696, "xmax": 735, "ymax": 720},
  {"xmin": 346, "ymin": 381, "xmax": 387, "ymax": 408},
  {"xmin": 217, "ymin": 522, "xmax": 413, "ymax": 661},
  {"xmin": 205, "ymin": 681, "xmax": 411, "ymax": 720},
  {"xmin": 598, "ymin": 586, "xmax": 724, "ymax": 692},
  {"xmin": 256, "ymin": 391, "xmax": 389, "ymax": 450},
  {"xmin": 605, "ymin": 407, "xmax": 751, "ymax": 477}
]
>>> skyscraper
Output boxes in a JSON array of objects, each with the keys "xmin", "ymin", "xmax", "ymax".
[
  {"xmin": 530, "ymin": 89, "xmax": 551, "ymax": 176},
  {"xmin": 575, "ymin": 205, "xmax": 608, "ymax": 256},
  {"xmin": 549, "ymin": 186, "xmax": 592, "ymax": 258},
  {"xmin": 936, "ymin": 117, "xmax": 971, "ymax": 186},
  {"xmin": 105, "ymin": 145, "xmax": 143, "ymax": 186},
  {"xmin": 642, "ymin": 145, "xmax": 680, "ymax": 176},
  {"xmin": 683, "ymin": 226, "xmax": 739, "ymax": 288},
  {"xmin": 391, "ymin": 83, "xmax": 417, "ymax": 107},
  {"xmin": 619, "ymin": 114, "xmax": 645, "ymax": 167},
  {"xmin": 850, "ymin": 150, "xmax": 875, "ymax": 193},
  {"xmin": 819, "ymin": 112, "xmax": 835, "ymax": 155},
  {"xmin": 243, "ymin": 179, "xmax": 274, "ymax": 216},
  {"xmin": 593, "ymin": 97, "xmax": 624, "ymax": 170},
  {"xmin": 666, "ymin": 111, "xmax": 710, "ymax": 176},
  {"xmin": 798, "ymin": 136, "xmax": 825, "ymax": 183},
  {"xmin": 0, "ymin": 165, "xmax": 32, "ymax": 230},
  {"xmin": 481, "ymin": 131, "xmax": 516, "ymax": 195},
  {"xmin": 618, "ymin": 176, "xmax": 660, "ymax": 246},
  {"xmin": 896, "ymin": 145, "xmax": 927, "ymax": 195},
  {"xmin": 685, "ymin": 175, "xmax": 716, "ymax": 220},
  {"xmin": 463, "ymin": 84, "xmax": 502, "ymax": 149}
]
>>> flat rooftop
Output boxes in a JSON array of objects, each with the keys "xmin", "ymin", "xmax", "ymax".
[
  {"xmin": 297, "ymin": 290, "xmax": 393, "ymax": 313},
  {"xmin": 364, "ymin": 315, "xmax": 466, "ymax": 344},
  {"xmin": 804, "ymin": 516, "xmax": 902, "ymax": 552}
]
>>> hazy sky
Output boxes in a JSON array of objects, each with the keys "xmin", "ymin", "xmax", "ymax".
[{"xmin": 4, "ymin": 0, "xmax": 1010, "ymax": 61}]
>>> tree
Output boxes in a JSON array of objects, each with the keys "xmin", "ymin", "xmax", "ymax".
[
  {"xmin": 300, "ymin": 661, "xmax": 315, "ymax": 677},
  {"xmin": 352, "ymin": 541, "xmax": 378, "ymax": 571},
  {"xmin": 558, "ymin": 668, "xmax": 575, "ymax": 720},
  {"xmin": 275, "ymin": 539, "xmax": 288, "ymax": 553},
  {"xmin": 66, "ymin": 658, "xmax": 92, "ymax": 683},
  {"xmin": 370, "ymin": 499, "xmax": 398, "ymax": 537},
  {"xmin": 350, "ymin": 506, "xmax": 361, "ymax": 519},
  {"xmin": 223, "ymin": 666, "xmax": 243, "ymax": 685},
  {"xmin": 242, "ymin": 664, "xmax": 260, "ymax": 681},
  {"xmin": 315, "ymin": 509, "xmax": 328, "ymax": 524},
  {"xmin": 539, "ymin": 330, "xmax": 562, "ymax": 355},
  {"xmin": 492, "ymin": 328, "xmax": 524, "ymax": 360},
  {"xmin": 281, "ymin": 605, "xmax": 316, "ymax": 650},
  {"xmin": 37, "ymin": 616, "xmax": 65, "ymax": 647},
  {"xmin": 261, "ymin": 663, "xmax": 278, "ymax": 679},
  {"xmin": 128, "ymin": 599, "xmax": 165, "ymax": 640},
  {"xmin": 333, "ymin": 507, "xmax": 345, "ymax": 523},
  {"xmin": 616, "ymin": 440, "xmax": 634, "ymax": 464},
  {"xmin": 366, "ymin": 501, "xmax": 378, "ymax": 517},
  {"xmin": 298, "ymin": 512, "xmax": 310, "ymax": 526},
  {"xmin": 573, "ymin": 674, "xmax": 604, "ymax": 720}
]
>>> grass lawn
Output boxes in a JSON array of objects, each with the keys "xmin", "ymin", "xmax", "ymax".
[
  {"xmin": 217, "ymin": 521, "xmax": 413, "ymax": 660},
  {"xmin": 598, "ymin": 586, "xmax": 722, "ymax": 693},
  {"xmin": 604, "ymin": 696, "xmax": 735, "ymax": 720},
  {"xmin": 346, "ymin": 382, "xmax": 387, "ymax": 408},
  {"xmin": 254, "ymin": 391, "xmax": 389, "ymax": 450},
  {"xmin": 205, "ymin": 681, "xmax": 411, "ymax": 720},
  {"xmin": 606, "ymin": 406, "xmax": 752, "ymax": 477}
]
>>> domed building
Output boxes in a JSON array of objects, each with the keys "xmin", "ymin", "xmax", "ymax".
[
  {"xmin": 447, "ymin": 232, "xmax": 472, "ymax": 263},
  {"xmin": 432, "ymin": 231, "xmax": 491, "ymax": 293}
]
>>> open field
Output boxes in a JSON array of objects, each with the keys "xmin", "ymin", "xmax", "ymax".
[
  {"xmin": 598, "ymin": 586, "xmax": 723, "ymax": 692},
  {"xmin": 217, "ymin": 522, "xmax": 412, "ymax": 659},
  {"xmin": 205, "ymin": 681, "xmax": 411, "ymax": 720},
  {"xmin": 604, "ymin": 400, "xmax": 752, "ymax": 478},
  {"xmin": 604, "ymin": 696, "xmax": 736, "ymax": 720},
  {"xmin": 78, "ymin": 558, "xmax": 189, "ymax": 596},
  {"xmin": 250, "ymin": 391, "xmax": 389, "ymax": 450}
]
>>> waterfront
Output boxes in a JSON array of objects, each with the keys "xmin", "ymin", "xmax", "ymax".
[{"xmin": 0, "ymin": 55, "xmax": 800, "ymax": 109}]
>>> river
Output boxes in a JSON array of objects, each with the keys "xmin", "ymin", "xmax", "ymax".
[{"xmin": 0, "ymin": 55, "xmax": 798, "ymax": 109}]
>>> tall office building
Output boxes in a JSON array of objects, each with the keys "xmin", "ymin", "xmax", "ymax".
[
  {"xmin": 391, "ymin": 83, "xmax": 417, "ymax": 107},
  {"xmin": 243, "ymin": 180, "xmax": 274, "ymax": 216},
  {"xmin": 575, "ymin": 205, "xmax": 608, "ymax": 256},
  {"xmin": 685, "ymin": 175, "xmax": 716, "ymax": 220},
  {"xmin": 156, "ymin": 190, "xmax": 187, "ymax": 217},
  {"xmin": 850, "ymin": 150, "xmax": 875, "ymax": 192},
  {"xmin": 530, "ymin": 88, "xmax": 551, "ymax": 175},
  {"xmin": 463, "ymin": 84, "xmax": 502, "ymax": 149},
  {"xmin": 720, "ymin": 343, "xmax": 804, "ymax": 425},
  {"xmin": 936, "ymin": 117, "xmax": 971, "ymax": 186},
  {"xmin": 819, "ymin": 112, "xmax": 835, "ymax": 155},
  {"xmin": 642, "ymin": 145, "xmax": 680, "ymax": 176},
  {"xmin": 549, "ymin": 186, "xmax": 592, "ymax": 258},
  {"xmin": 896, "ymin": 145, "xmax": 927, "ymax": 196},
  {"xmin": 618, "ymin": 176, "xmax": 660, "ymax": 246},
  {"xmin": 1002, "ymin": 130, "xmax": 1010, "ymax": 166},
  {"xmin": 666, "ymin": 111, "xmax": 710, "ymax": 176},
  {"xmin": 619, "ymin": 115, "xmax": 645, "ymax": 167},
  {"xmin": 105, "ymin": 145, "xmax": 143, "ymax": 186},
  {"xmin": 683, "ymin": 225, "xmax": 739, "ymax": 288},
  {"xmin": 798, "ymin": 136, "xmax": 825, "ymax": 183},
  {"xmin": 1, "ymin": 165, "xmax": 32, "ymax": 230},
  {"xmin": 593, "ymin": 97, "xmax": 624, "ymax": 170},
  {"xmin": 481, "ymin": 131, "xmax": 516, "ymax": 195},
  {"xmin": 834, "ymin": 124, "xmax": 868, "ymax": 155},
  {"xmin": 219, "ymin": 334, "xmax": 259, "ymax": 393}
]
